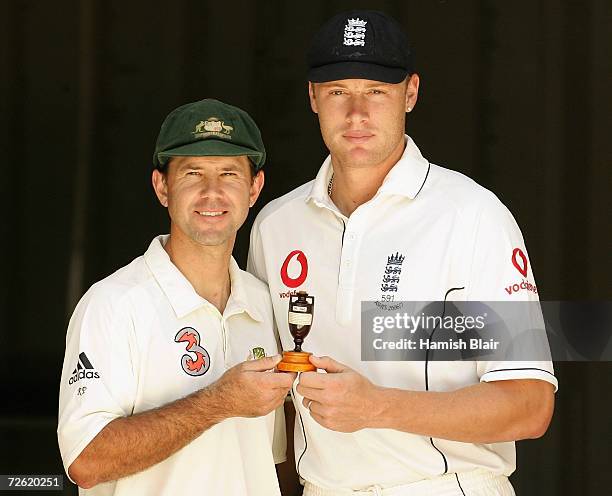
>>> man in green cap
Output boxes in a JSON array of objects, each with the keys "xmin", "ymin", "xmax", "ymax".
[{"xmin": 58, "ymin": 99, "xmax": 294, "ymax": 495}]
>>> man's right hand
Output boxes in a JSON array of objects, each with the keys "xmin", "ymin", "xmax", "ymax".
[
  {"xmin": 68, "ymin": 355, "xmax": 294, "ymax": 489},
  {"xmin": 209, "ymin": 355, "xmax": 296, "ymax": 418}
]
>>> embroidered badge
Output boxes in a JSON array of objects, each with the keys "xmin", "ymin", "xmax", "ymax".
[
  {"xmin": 192, "ymin": 117, "xmax": 233, "ymax": 140},
  {"xmin": 343, "ymin": 18, "xmax": 367, "ymax": 47},
  {"xmin": 249, "ymin": 347, "xmax": 266, "ymax": 360}
]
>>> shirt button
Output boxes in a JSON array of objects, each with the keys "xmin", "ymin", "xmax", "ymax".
[
  {"xmin": 345, "ymin": 259, "xmax": 352, "ymax": 267},
  {"xmin": 347, "ymin": 233, "xmax": 356, "ymax": 241}
]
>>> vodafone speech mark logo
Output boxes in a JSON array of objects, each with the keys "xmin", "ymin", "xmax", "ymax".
[
  {"xmin": 280, "ymin": 250, "xmax": 308, "ymax": 288},
  {"xmin": 505, "ymin": 247, "xmax": 537, "ymax": 295},
  {"xmin": 512, "ymin": 248, "xmax": 528, "ymax": 277}
]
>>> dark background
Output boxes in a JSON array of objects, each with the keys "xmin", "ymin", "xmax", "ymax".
[{"xmin": 1, "ymin": 0, "xmax": 611, "ymax": 494}]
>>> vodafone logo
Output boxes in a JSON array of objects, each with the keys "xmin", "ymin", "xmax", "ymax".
[
  {"xmin": 505, "ymin": 247, "xmax": 537, "ymax": 295},
  {"xmin": 280, "ymin": 250, "xmax": 308, "ymax": 288},
  {"xmin": 505, "ymin": 279, "xmax": 538, "ymax": 295},
  {"xmin": 512, "ymin": 248, "xmax": 528, "ymax": 277}
]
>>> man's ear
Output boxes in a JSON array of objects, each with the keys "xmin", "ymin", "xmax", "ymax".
[
  {"xmin": 405, "ymin": 74, "xmax": 420, "ymax": 113},
  {"xmin": 249, "ymin": 170, "xmax": 265, "ymax": 207},
  {"xmin": 152, "ymin": 169, "xmax": 169, "ymax": 207},
  {"xmin": 308, "ymin": 82, "xmax": 319, "ymax": 114}
]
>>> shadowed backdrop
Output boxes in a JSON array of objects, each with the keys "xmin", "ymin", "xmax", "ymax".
[{"xmin": 0, "ymin": 0, "xmax": 610, "ymax": 494}]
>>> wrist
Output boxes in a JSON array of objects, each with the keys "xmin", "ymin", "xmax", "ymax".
[
  {"xmin": 368, "ymin": 386, "xmax": 393, "ymax": 429},
  {"xmin": 193, "ymin": 384, "xmax": 232, "ymax": 425},
  {"xmin": 368, "ymin": 387, "xmax": 414, "ymax": 430}
]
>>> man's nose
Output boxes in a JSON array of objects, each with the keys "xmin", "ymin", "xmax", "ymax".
[
  {"xmin": 198, "ymin": 176, "xmax": 223, "ymax": 198},
  {"xmin": 346, "ymin": 95, "xmax": 369, "ymax": 124}
]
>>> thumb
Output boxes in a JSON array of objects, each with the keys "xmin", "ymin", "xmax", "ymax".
[
  {"xmin": 309, "ymin": 355, "xmax": 347, "ymax": 373},
  {"xmin": 242, "ymin": 354, "xmax": 282, "ymax": 371}
]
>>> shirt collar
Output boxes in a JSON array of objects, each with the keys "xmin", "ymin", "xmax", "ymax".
[
  {"xmin": 378, "ymin": 136, "xmax": 431, "ymax": 199},
  {"xmin": 226, "ymin": 257, "xmax": 264, "ymax": 322},
  {"xmin": 305, "ymin": 155, "xmax": 335, "ymax": 208},
  {"xmin": 305, "ymin": 135, "xmax": 430, "ymax": 205},
  {"xmin": 144, "ymin": 235, "xmax": 263, "ymax": 322}
]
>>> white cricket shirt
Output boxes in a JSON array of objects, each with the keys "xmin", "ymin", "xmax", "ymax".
[
  {"xmin": 58, "ymin": 235, "xmax": 285, "ymax": 496},
  {"xmin": 248, "ymin": 136, "xmax": 558, "ymax": 491}
]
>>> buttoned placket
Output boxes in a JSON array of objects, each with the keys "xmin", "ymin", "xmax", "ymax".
[
  {"xmin": 201, "ymin": 302, "xmax": 232, "ymax": 369},
  {"xmin": 311, "ymin": 196, "xmax": 368, "ymax": 326},
  {"xmin": 220, "ymin": 316, "xmax": 229, "ymax": 367},
  {"xmin": 337, "ymin": 205, "xmax": 370, "ymax": 325},
  {"xmin": 220, "ymin": 298, "xmax": 253, "ymax": 369}
]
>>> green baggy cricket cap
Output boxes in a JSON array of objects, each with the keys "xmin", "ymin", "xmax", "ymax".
[{"xmin": 153, "ymin": 99, "xmax": 266, "ymax": 170}]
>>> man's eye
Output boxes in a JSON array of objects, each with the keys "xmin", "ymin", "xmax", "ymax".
[
  {"xmin": 369, "ymin": 89, "xmax": 384, "ymax": 95},
  {"xmin": 330, "ymin": 90, "xmax": 345, "ymax": 96},
  {"xmin": 221, "ymin": 172, "xmax": 236, "ymax": 177},
  {"xmin": 187, "ymin": 171, "xmax": 201, "ymax": 176}
]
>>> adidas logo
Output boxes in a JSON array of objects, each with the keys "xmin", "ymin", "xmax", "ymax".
[{"xmin": 68, "ymin": 352, "xmax": 100, "ymax": 385}]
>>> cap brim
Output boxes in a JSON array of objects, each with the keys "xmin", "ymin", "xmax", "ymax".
[
  {"xmin": 157, "ymin": 140, "xmax": 264, "ymax": 168},
  {"xmin": 308, "ymin": 61, "xmax": 409, "ymax": 84}
]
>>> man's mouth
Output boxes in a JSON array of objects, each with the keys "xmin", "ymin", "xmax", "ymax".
[
  {"xmin": 196, "ymin": 211, "xmax": 226, "ymax": 217},
  {"xmin": 343, "ymin": 131, "xmax": 373, "ymax": 138},
  {"xmin": 343, "ymin": 131, "xmax": 374, "ymax": 143}
]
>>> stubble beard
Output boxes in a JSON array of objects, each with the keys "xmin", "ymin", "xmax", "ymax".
[
  {"xmin": 326, "ymin": 132, "xmax": 404, "ymax": 170},
  {"xmin": 188, "ymin": 224, "xmax": 235, "ymax": 248}
]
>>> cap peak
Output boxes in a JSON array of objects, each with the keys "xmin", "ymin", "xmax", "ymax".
[{"xmin": 153, "ymin": 99, "xmax": 265, "ymax": 170}]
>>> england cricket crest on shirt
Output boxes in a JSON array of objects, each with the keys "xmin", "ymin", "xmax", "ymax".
[{"xmin": 377, "ymin": 252, "xmax": 405, "ymax": 310}]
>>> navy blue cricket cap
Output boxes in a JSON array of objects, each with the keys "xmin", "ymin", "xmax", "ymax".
[{"xmin": 307, "ymin": 10, "xmax": 414, "ymax": 84}]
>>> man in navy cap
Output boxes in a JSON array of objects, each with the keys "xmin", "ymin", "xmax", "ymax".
[{"xmin": 249, "ymin": 10, "xmax": 557, "ymax": 496}]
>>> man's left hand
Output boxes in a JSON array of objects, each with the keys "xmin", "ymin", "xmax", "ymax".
[{"xmin": 296, "ymin": 355, "xmax": 381, "ymax": 432}]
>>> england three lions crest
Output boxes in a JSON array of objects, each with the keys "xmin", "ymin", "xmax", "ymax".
[
  {"xmin": 377, "ymin": 252, "xmax": 405, "ymax": 310},
  {"xmin": 343, "ymin": 18, "xmax": 367, "ymax": 46}
]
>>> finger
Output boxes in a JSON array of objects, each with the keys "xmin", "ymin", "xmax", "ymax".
[
  {"xmin": 276, "ymin": 371, "xmax": 298, "ymax": 383},
  {"xmin": 261, "ymin": 370, "xmax": 296, "ymax": 389},
  {"xmin": 301, "ymin": 396, "xmax": 324, "ymax": 413},
  {"xmin": 241, "ymin": 354, "xmax": 282, "ymax": 372},
  {"xmin": 255, "ymin": 388, "xmax": 290, "ymax": 409},
  {"xmin": 302, "ymin": 396, "xmax": 320, "ymax": 411},
  {"xmin": 274, "ymin": 395, "xmax": 288, "ymax": 410},
  {"xmin": 308, "ymin": 402, "xmax": 324, "ymax": 420},
  {"xmin": 303, "ymin": 397, "xmax": 315, "ymax": 411},
  {"xmin": 297, "ymin": 384, "xmax": 326, "ymax": 403},
  {"xmin": 256, "ymin": 395, "xmax": 287, "ymax": 416},
  {"xmin": 309, "ymin": 355, "xmax": 347, "ymax": 373},
  {"xmin": 298, "ymin": 370, "xmax": 332, "ymax": 389}
]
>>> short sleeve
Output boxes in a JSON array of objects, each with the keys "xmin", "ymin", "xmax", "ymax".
[
  {"xmin": 466, "ymin": 197, "xmax": 558, "ymax": 392},
  {"xmin": 466, "ymin": 197, "xmax": 538, "ymax": 302},
  {"xmin": 247, "ymin": 216, "xmax": 268, "ymax": 283},
  {"xmin": 57, "ymin": 285, "xmax": 138, "ymax": 476}
]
